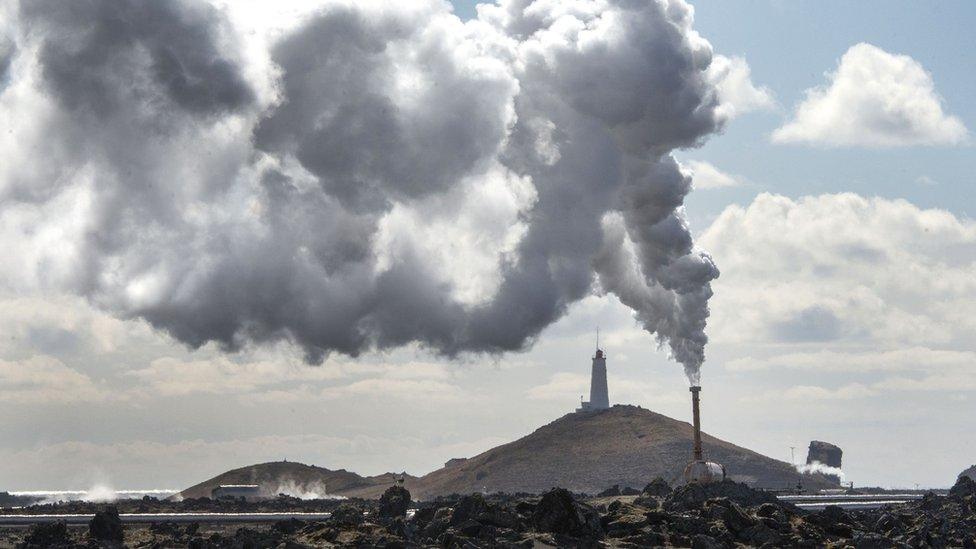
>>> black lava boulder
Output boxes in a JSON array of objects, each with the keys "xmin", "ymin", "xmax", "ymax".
[
  {"xmin": 21, "ymin": 521, "xmax": 72, "ymax": 548},
  {"xmin": 89, "ymin": 506, "xmax": 124, "ymax": 543},
  {"xmin": 378, "ymin": 485, "xmax": 412, "ymax": 519},
  {"xmin": 642, "ymin": 477, "xmax": 672, "ymax": 498},
  {"xmin": 531, "ymin": 488, "xmax": 602, "ymax": 538}
]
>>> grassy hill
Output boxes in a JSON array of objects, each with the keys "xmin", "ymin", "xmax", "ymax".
[{"xmin": 181, "ymin": 405, "xmax": 837, "ymax": 500}]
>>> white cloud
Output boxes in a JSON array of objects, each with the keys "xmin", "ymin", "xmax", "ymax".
[
  {"xmin": 702, "ymin": 192, "xmax": 976, "ymax": 348},
  {"xmin": 915, "ymin": 175, "xmax": 938, "ymax": 186},
  {"xmin": 773, "ymin": 43, "xmax": 968, "ymax": 147},
  {"xmin": 526, "ymin": 372, "xmax": 589, "ymax": 401},
  {"xmin": 683, "ymin": 160, "xmax": 745, "ymax": 189},
  {"xmin": 127, "ymin": 356, "xmax": 345, "ymax": 396},
  {"xmin": 0, "ymin": 294, "xmax": 142, "ymax": 357},
  {"xmin": 744, "ymin": 369, "xmax": 976, "ymax": 403},
  {"xmin": 705, "ymin": 193, "xmax": 976, "ymax": 406},
  {"xmin": 0, "ymin": 355, "xmax": 112, "ymax": 403},
  {"xmin": 726, "ymin": 347, "xmax": 976, "ymax": 374},
  {"xmin": 745, "ymin": 383, "xmax": 877, "ymax": 402},
  {"xmin": 707, "ymin": 55, "xmax": 776, "ymax": 119},
  {"xmin": 527, "ymin": 371, "xmax": 677, "ymax": 407},
  {"xmin": 320, "ymin": 377, "xmax": 471, "ymax": 403},
  {"xmin": 129, "ymin": 354, "xmax": 466, "ymax": 403},
  {"xmin": 872, "ymin": 373, "xmax": 976, "ymax": 393}
]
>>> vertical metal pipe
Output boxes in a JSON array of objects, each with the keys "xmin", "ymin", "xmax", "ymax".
[{"xmin": 690, "ymin": 386, "xmax": 702, "ymax": 461}]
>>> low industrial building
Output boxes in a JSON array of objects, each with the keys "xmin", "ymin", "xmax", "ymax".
[{"xmin": 211, "ymin": 484, "xmax": 263, "ymax": 501}]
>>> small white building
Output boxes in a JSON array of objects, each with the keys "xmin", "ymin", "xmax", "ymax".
[{"xmin": 211, "ymin": 484, "xmax": 263, "ymax": 501}]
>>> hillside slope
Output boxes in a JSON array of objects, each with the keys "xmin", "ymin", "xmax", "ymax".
[
  {"xmin": 181, "ymin": 406, "xmax": 836, "ymax": 501},
  {"xmin": 410, "ymin": 405, "xmax": 836, "ymax": 499},
  {"xmin": 179, "ymin": 461, "xmax": 416, "ymax": 500}
]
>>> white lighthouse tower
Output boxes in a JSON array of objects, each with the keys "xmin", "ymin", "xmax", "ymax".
[{"xmin": 576, "ymin": 334, "xmax": 610, "ymax": 412}]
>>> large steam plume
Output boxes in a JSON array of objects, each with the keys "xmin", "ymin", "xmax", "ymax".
[{"xmin": 0, "ymin": 0, "xmax": 723, "ymax": 380}]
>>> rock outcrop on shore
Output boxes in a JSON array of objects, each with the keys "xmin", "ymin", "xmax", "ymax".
[
  {"xmin": 806, "ymin": 440, "xmax": 843, "ymax": 469},
  {"xmin": 960, "ymin": 464, "xmax": 976, "ymax": 483}
]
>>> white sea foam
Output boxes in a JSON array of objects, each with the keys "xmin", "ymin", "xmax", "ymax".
[{"xmin": 10, "ymin": 487, "xmax": 178, "ymax": 504}]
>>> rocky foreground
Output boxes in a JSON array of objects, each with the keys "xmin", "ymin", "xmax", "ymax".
[{"xmin": 10, "ymin": 476, "xmax": 976, "ymax": 548}]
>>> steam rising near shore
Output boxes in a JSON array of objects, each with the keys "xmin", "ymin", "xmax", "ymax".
[
  {"xmin": 272, "ymin": 480, "xmax": 345, "ymax": 500},
  {"xmin": 0, "ymin": 0, "xmax": 727, "ymax": 379},
  {"xmin": 796, "ymin": 461, "xmax": 846, "ymax": 482}
]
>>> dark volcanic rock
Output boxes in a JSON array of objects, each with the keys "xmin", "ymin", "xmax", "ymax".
[
  {"xmin": 806, "ymin": 440, "xmax": 843, "ymax": 468},
  {"xmin": 755, "ymin": 501, "xmax": 787, "ymax": 524},
  {"xmin": 664, "ymin": 479, "xmax": 779, "ymax": 512},
  {"xmin": 378, "ymin": 485, "xmax": 411, "ymax": 519},
  {"xmin": 960, "ymin": 464, "xmax": 976, "ymax": 483},
  {"xmin": 386, "ymin": 516, "xmax": 418, "ymax": 542},
  {"xmin": 407, "ymin": 504, "xmax": 438, "ymax": 532},
  {"xmin": 531, "ymin": 488, "xmax": 602, "ymax": 538},
  {"xmin": 272, "ymin": 518, "xmax": 306, "ymax": 535},
  {"xmin": 642, "ymin": 477, "xmax": 672, "ymax": 497},
  {"xmin": 949, "ymin": 474, "xmax": 976, "ymax": 499},
  {"xmin": 149, "ymin": 521, "xmax": 182, "ymax": 537},
  {"xmin": 89, "ymin": 506, "xmax": 124, "ymax": 542},
  {"xmin": 602, "ymin": 501, "xmax": 648, "ymax": 537},
  {"xmin": 721, "ymin": 500, "xmax": 757, "ymax": 534},
  {"xmin": 807, "ymin": 505, "xmax": 855, "ymax": 537},
  {"xmin": 806, "ymin": 440, "xmax": 843, "ymax": 484},
  {"xmin": 476, "ymin": 503, "xmax": 519, "ymax": 529},
  {"xmin": 20, "ymin": 521, "xmax": 73, "ymax": 548},
  {"xmin": 223, "ymin": 526, "xmax": 284, "ymax": 548},
  {"xmin": 853, "ymin": 532, "xmax": 903, "ymax": 548},
  {"xmin": 327, "ymin": 503, "xmax": 364, "ymax": 526},
  {"xmin": 450, "ymin": 493, "xmax": 489, "ymax": 526},
  {"xmin": 634, "ymin": 477, "xmax": 671, "ymax": 507},
  {"xmin": 422, "ymin": 506, "xmax": 453, "ymax": 540}
]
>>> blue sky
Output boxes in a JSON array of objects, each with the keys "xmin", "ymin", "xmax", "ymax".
[{"xmin": 687, "ymin": 1, "xmax": 975, "ymax": 225}]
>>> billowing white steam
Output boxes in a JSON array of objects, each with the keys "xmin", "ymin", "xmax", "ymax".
[
  {"xmin": 796, "ymin": 461, "xmax": 846, "ymax": 482},
  {"xmin": 0, "ymin": 0, "xmax": 726, "ymax": 380},
  {"xmin": 273, "ymin": 480, "xmax": 345, "ymax": 500}
]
